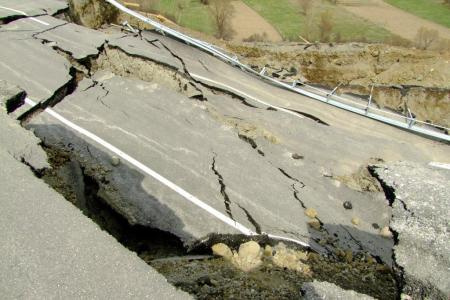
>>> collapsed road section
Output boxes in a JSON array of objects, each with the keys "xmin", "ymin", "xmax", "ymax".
[{"xmin": 0, "ymin": 0, "xmax": 449, "ymax": 299}]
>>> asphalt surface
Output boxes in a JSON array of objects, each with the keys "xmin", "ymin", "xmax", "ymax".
[
  {"xmin": 0, "ymin": 83, "xmax": 189, "ymax": 299},
  {"xmin": 0, "ymin": 0, "xmax": 449, "ymax": 298},
  {"xmin": 1, "ymin": 7, "xmax": 448, "ymax": 254},
  {"xmin": 372, "ymin": 162, "xmax": 450, "ymax": 299}
]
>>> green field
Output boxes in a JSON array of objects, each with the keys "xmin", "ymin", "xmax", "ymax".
[
  {"xmin": 144, "ymin": 0, "xmax": 215, "ymax": 35},
  {"xmin": 242, "ymin": 0, "xmax": 395, "ymax": 42},
  {"xmin": 384, "ymin": 0, "xmax": 450, "ymax": 28}
]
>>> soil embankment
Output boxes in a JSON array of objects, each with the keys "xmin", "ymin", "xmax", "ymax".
[{"xmin": 229, "ymin": 42, "xmax": 450, "ymax": 128}]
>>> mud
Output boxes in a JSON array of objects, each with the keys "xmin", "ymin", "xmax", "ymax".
[{"xmin": 228, "ymin": 43, "xmax": 450, "ymax": 128}]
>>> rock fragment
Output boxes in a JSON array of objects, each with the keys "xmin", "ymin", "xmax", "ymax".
[
  {"xmin": 263, "ymin": 245, "xmax": 273, "ymax": 257},
  {"xmin": 272, "ymin": 243, "xmax": 310, "ymax": 274},
  {"xmin": 351, "ymin": 217, "xmax": 360, "ymax": 226},
  {"xmin": 307, "ymin": 219, "xmax": 321, "ymax": 230},
  {"xmin": 211, "ymin": 243, "xmax": 233, "ymax": 260},
  {"xmin": 111, "ymin": 155, "xmax": 120, "ymax": 166},
  {"xmin": 304, "ymin": 208, "xmax": 318, "ymax": 219},
  {"xmin": 231, "ymin": 241, "xmax": 263, "ymax": 272},
  {"xmin": 379, "ymin": 226, "xmax": 393, "ymax": 238},
  {"xmin": 343, "ymin": 201, "xmax": 352, "ymax": 210},
  {"xmin": 238, "ymin": 241, "xmax": 261, "ymax": 260}
]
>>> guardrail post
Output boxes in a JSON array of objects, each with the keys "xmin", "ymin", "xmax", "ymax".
[
  {"xmin": 260, "ymin": 67, "xmax": 266, "ymax": 76},
  {"xmin": 365, "ymin": 85, "xmax": 374, "ymax": 115},
  {"xmin": 407, "ymin": 108, "xmax": 416, "ymax": 128},
  {"xmin": 327, "ymin": 83, "xmax": 342, "ymax": 102}
]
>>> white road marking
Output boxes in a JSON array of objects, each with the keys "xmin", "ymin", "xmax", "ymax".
[
  {"xmin": 191, "ymin": 73, "xmax": 304, "ymax": 119},
  {"xmin": 0, "ymin": 5, "xmax": 49, "ymax": 26},
  {"xmin": 25, "ymin": 98, "xmax": 311, "ymax": 249}
]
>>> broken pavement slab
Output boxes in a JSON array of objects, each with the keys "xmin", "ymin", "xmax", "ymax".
[
  {"xmin": 302, "ymin": 280, "xmax": 375, "ymax": 300},
  {"xmin": 371, "ymin": 162, "xmax": 450, "ymax": 300},
  {"xmin": 0, "ymin": 81, "xmax": 48, "ymax": 169},
  {"xmin": 0, "ymin": 0, "xmax": 67, "ymax": 21},
  {"xmin": 0, "ymin": 80, "xmax": 26, "ymax": 113},
  {"xmin": 0, "ymin": 149, "xmax": 190, "ymax": 299},
  {"xmin": 0, "ymin": 16, "xmax": 72, "ymax": 104},
  {"xmin": 0, "ymin": 110, "xmax": 49, "ymax": 170}
]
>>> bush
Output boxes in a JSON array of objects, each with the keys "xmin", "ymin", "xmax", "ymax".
[
  {"xmin": 414, "ymin": 26, "xmax": 439, "ymax": 49},
  {"xmin": 208, "ymin": 0, "xmax": 235, "ymax": 40},
  {"xmin": 243, "ymin": 32, "xmax": 269, "ymax": 42},
  {"xmin": 318, "ymin": 10, "xmax": 334, "ymax": 42}
]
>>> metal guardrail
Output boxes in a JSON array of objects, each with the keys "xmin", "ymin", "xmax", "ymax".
[{"xmin": 105, "ymin": 0, "xmax": 449, "ymax": 142}]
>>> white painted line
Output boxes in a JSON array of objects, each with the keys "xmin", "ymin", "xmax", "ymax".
[
  {"xmin": 0, "ymin": 5, "xmax": 49, "ymax": 26},
  {"xmin": 25, "ymin": 98, "xmax": 311, "ymax": 249},
  {"xmin": 191, "ymin": 73, "xmax": 304, "ymax": 119},
  {"xmin": 429, "ymin": 162, "xmax": 450, "ymax": 170}
]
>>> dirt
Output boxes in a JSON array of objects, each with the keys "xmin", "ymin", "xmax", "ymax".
[
  {"xmin": 227, "ymin": 42, "xmax": 450, "ymax": 128},
  {"xmin": 229, "ymin": 1, "xmax": 282, "ymax": 42},
  {"xmin": 67, "ymin": 0, "xmax": 119, "ymax": 29}
]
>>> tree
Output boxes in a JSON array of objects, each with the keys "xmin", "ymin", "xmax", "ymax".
[
  {"xmin": 318, "ymin": 10, "xmax": 334, "ymax": 42},
  {"xmin": 415, "ymin": 26, "xmax": 439, "ymax": 50},
  {"xmin": 298, "ymin": 0, "xmax": 313, "ymax": 15},
  {"xmin": 208, "ymin": 0, "xmax": 235, "ymax": 40}
]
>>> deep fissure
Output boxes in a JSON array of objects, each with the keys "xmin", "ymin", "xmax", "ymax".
[{"xmin": 211, "ymin": 154, "xmax": 234, "ymax": 219}]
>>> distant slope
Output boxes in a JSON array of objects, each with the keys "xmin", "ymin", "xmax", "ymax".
[{"xmin": 384, "ymin": 0, "xmax": 450, "ymax": 28}]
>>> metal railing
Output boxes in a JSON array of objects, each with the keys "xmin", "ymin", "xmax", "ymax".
[{"xmin": 105, "ymin": 0, "xmax": 449, "ymax": 142}]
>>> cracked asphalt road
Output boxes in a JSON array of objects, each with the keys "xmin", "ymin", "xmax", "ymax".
[{"xmin": 1, "ymin": 1, "xmax": 449, "ymax": 298}]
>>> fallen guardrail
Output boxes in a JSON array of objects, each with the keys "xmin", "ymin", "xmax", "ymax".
[{"xmin": 105, "ymin": 0, "xmax": 449, "ymax": 142}]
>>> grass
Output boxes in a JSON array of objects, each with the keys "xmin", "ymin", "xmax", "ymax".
[
  {"xmin": 384, "ymin": 0, "xmax": 450, "ymax": 28},
  {"xmin": 242, "ymin": 0, "xmax": 395, "ymax": 42},
  {"xmin": 136, "ymin": 0, "xmax": 215, "ymax": 35}
]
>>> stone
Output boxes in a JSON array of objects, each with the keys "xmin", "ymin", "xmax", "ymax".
[
  {"xmin": 344, "ymin": 250, "xmax": 353, "ymax": 263},
  {"xmin": 272, "ymin": 243, "xmax": 310, "ymax": 274},
  {"xmin": 264, "ymin": 245, "xmax": 273, "ymax": 257},
  {"xmin": 211, "ymin": 243, "xmax": 233, "ymax": 260},
  {"xmin": 379, "ymin": 226, "xmax": 393, "ymax": 239},
  {"xmin": 307, "ymin": 219, "xmax": 321, "ymax": 230},
  {"xmin": 111, "ymin": 155, "xmax": 120, "ymax": 166},
  {"xmin": 231, "ymin": 241, "xmax": 263, "ymax": 272},
  {"xmin": 343, "ymin": 201, "xmax": 353, "ymax": 210},
  {"xmin": 351, "ymin": 217, "xmax": 360, "ymax": 226},
  {"xmin": 238, "ymin": 241, "xmax": 261, "ymax": 260},
  {"xmin": 304, "ymin": 208, "xmax": 318, "ymax": 219}
]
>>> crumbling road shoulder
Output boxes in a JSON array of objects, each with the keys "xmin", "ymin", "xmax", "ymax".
[{"xmin": 371, "ymin": 162, "xmax": 450, "ymax": 300}]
